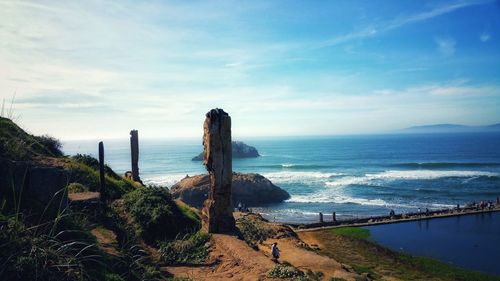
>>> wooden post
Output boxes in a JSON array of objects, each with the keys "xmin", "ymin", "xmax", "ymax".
[
  {"xmin": 332, "ymin": 212, "xmax": 337, "ymax": 223},
  {"xmin": 201, "ymin": 108, "xmax": 235, "ymax": 233},
  {"xmin": 130, "ymin": 130, "xmax": 141, "ymax": 182},
  {"xmin": 319, "ymin": 212, "xmax": 324, "ymax": 223},
  {"xmin": 98, "ymin": 141, "xmax": 106, "ymax": 205}
]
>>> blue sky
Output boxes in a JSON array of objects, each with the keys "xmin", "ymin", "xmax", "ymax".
[{"xmin": 0, "ymin": 0, "xmax": 499, "ymax": 139}]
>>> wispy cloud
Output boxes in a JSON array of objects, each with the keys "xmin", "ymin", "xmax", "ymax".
[
  {"xmin": 435, "ymin": 37, "xmax": 456, "ymax": 56},
  {"xmin": 318, "ymin": 0, "xmax": 493, "ymax": 48},
  {"xmin": 480, "ymin": 32, "xmax": 491, "ymax": 42}
]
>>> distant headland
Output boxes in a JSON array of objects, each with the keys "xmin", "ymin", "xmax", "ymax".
[{"xmin": 398, "ymin": 123, "xmax": 500, "ymax": 134}]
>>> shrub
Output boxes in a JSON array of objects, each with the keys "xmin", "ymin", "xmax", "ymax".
[
  {"xmin": 35, "ymin": 135, "xmax": 63, "ymax": 157},
  {"xmin": 72, "ymin": 154, "xmax": 120, "ymax": 179},
  {"xmin": 67, "ymin": 182, "xmax": 89, "ymax": 193},
  {"xmin": 236, "ymin": 216, "xmax": 273, "ymax": 248},
  {"xmin": 159, "ymin": 232, "xmax": 210, "ymax": 265},
  {"xmin": 268, "ymin": 264, "xmax": 306, "ymax": 280},
  {"xmin": 123, "ymin": 187, "xmax": 200, "ymax": 244}
]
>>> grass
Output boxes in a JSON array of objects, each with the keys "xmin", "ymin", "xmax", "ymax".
[
  {"xmin": 0, "ymin": 117, "xmax": 63, "ymax": 160},
  {"xmin": 159, "ymin": 232, "xmax": 211, "ymax": 265},
  {"xmin": 307, "ymin": 227, "xmax": 500, "ymax": 281},
  {"xmin": 68, "ymin": 157, "xmax": 136, "ymax": 199},
  {"xmin": 330, "ymin": 227, "xmax": 369, "ymax": 239},
  {"xmin": 123, "ymin": 187, "xmax": 201, "ymax": 244},
  {"xmin": 236, "ymin": 215, "xmax": 274, "ymax": 248},
  {"xmin": 0, "ymin": 198, "xmax": 107, "ymax": 280}
]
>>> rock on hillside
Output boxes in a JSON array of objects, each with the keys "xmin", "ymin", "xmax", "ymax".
[
  {"xmin": 171, "ymin": 173, "xmax": 290, "ymax": 207},
  {"xmin": 191, "ymin": 141, "xmax": 260, "ymax": 161}
]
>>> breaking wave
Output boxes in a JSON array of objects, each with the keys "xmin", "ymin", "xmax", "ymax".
[
  {"xmin": 286, "ymin": 194, "xmax": 455, "ymax": 209},
  {"xmin": 263, "ymin": 171, "xmax": 344, "ymax": 184},
  {"xmin": 143, "ymin": 173, "xmax": 187, "ymax": 187},
  {"xmin": 252, "ymin": 164, "xmax": 332, "ymax": 170},
  {"xmin": 325, "ymin": 170, "xmax": 499, "ymax": 187},
  {"xmin": 393, "ymin": 162, "xmax": 500, "ymax": 169}
]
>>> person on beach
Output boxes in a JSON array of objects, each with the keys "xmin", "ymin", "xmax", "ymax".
[{"xmin": 271, "ymin": 242, "xmax": 280, "ymax": 262}]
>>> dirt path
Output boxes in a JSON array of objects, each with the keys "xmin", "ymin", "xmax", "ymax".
[
  {"xmin": 164, "ymin": 234, "xmax": 275, "ymax": 280},
  {"xmin": 90, "ymin": 226, "xmax": 120, "ymax": 257}
]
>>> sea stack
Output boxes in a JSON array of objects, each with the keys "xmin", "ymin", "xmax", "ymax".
[
  {"xmin": 130, "ymin": 130, "xmax": 141, "ymax": 183},
  {"xmin": 201, "ymin": 108, "xmax": 236, "ymax": 233}
]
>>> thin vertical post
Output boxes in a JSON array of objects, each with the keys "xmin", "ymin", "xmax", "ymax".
[
  {"xmin": 98, "ymin": 141, "xmax": 106, "ymax": 205},
  {"xmin": 319, "ymin": 212, "xmax": 324, "ymax": 223},
  {"xmin": 333, "ymin": 212, "xmax": 337, "ymax": 223},
  {"xmin": 130, "ymin": 130, "xmax": 140, "ymax": 182}
]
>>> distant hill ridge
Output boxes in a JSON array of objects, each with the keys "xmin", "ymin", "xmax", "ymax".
[{"xmin": 400, "ymin": 122, "xmax": 500, "ymax": 133}]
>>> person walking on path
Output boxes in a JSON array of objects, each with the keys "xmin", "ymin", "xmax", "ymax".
[{"xmin": 271, "ymin": 242, "xmax": 280, "ymax": 262}]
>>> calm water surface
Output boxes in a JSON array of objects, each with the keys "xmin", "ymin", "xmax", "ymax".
[{"xmin": 365, "ymin": 212, "xmax": 500, "ymax": 276}]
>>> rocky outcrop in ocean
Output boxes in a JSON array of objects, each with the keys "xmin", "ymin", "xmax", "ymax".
[
  {"xmin": 191, "ymin": 141, "xmax": 260, "ymax": 161},
  {"xmin": 171, "ymin": 172, "xmax": 290, "ymax": 208}
]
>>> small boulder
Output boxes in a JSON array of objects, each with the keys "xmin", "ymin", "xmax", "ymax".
[{"xmin": 171, "ymin": 172, "xmax": 290, "ymax": 207}]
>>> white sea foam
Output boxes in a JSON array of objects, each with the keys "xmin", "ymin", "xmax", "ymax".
[
  {"xmin": 143, "ymin": 173, "xmax": 187, "ymax": 187},
  {"xmin": 287, "ymin": 193, "xmax": 455, "ymax": 209},
  {"xmin": 325, "ymin": 170, "xmax": 499, "ymax": 187},
  {"xmin": 263, "ymin": 171, "xmax": 344, "ymax": 184},
  {"xmin": 367, "ymin": 170, "xmax": 498, "ymax": 180},
  {"xmin": 287, "ymin": 194, "xmax": 388, "ymax": 206}
]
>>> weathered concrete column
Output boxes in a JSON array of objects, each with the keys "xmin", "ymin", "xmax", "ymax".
[
  {"xmin": 201, "ymin": 108, "xmax": 235, "ymax": 233},
  {"xmin": 98, "ymin": 141, "xmax": 106, "ymax": 204},
  {"xmin": 130, "ymin": 130, "xmax": 141, "ymax": 182}
]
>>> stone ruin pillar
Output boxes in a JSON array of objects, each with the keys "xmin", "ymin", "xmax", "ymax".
[
  {"xmin": 201, "ymin": 108, "xmax": 236, "ymax": 233},
  {"xmin": 130, "ymin": 130, "xmax": 141, "ymax": 182}
]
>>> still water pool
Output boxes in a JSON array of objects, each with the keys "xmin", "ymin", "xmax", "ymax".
[{"xmin": 365, "ymin": 211, "xmax": 500, "ymax": 275}]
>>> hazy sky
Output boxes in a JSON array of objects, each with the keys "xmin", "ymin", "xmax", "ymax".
[{"xmin": 1, "ymin": 0, "xmax": 499, "ymax": 140}]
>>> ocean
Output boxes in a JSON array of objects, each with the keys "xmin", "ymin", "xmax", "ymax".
[{"xmin": 63, "ymin": 132, "xmax": 500, "ymax": 224}]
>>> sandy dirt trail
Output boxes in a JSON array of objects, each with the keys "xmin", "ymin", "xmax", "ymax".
[{"xmin": 164, "ymin": 234, "xmax": 275, "ymax": 280}]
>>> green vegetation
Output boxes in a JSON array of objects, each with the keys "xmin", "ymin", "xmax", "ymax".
[
  {"xmin": 159, "ymin": 232, "xmax": 210, "ymax": 265},
  {"xmin": 68, "ymin": 182, "xmax": 89, "ymax": 193},
  {"xmin": 0, "ymin": 202, "xmax": 106, "ymax": 280},
  {"xmin": 68, "ymin": 157, "xmax": 135, "ymax": 199},
  {"xmin": 267, "ymin": 263, "xmax": 324, "ymax": 281},
  {"xmin": 236, "ymin": 215, "xmax": 273, "ymax": 248},
  {"xmin": 310, "ymin": 227, "xmax": 500, "ymax": 281},
  {"xmin": 0, "ymin": 118, "xmax": 210, "ymax": 280},
  {"xmin": 123, "ymin": 187, "xmax": 201, "ymax": 244},
  {"xmin": 0, "ymin": 117, "xmax": 63, "ymax": 160},
  {"xmin": 72, "ymin": 154, "xmax": 120, "ymax": 179},
  {"xmin": 330, "ymin": 227, "xmax": 370, "ymax": 239}
]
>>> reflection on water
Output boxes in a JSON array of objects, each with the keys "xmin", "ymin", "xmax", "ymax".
[{"xmin": 365, "ymin": 212, "xmax": 500, "ymax": 275}]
